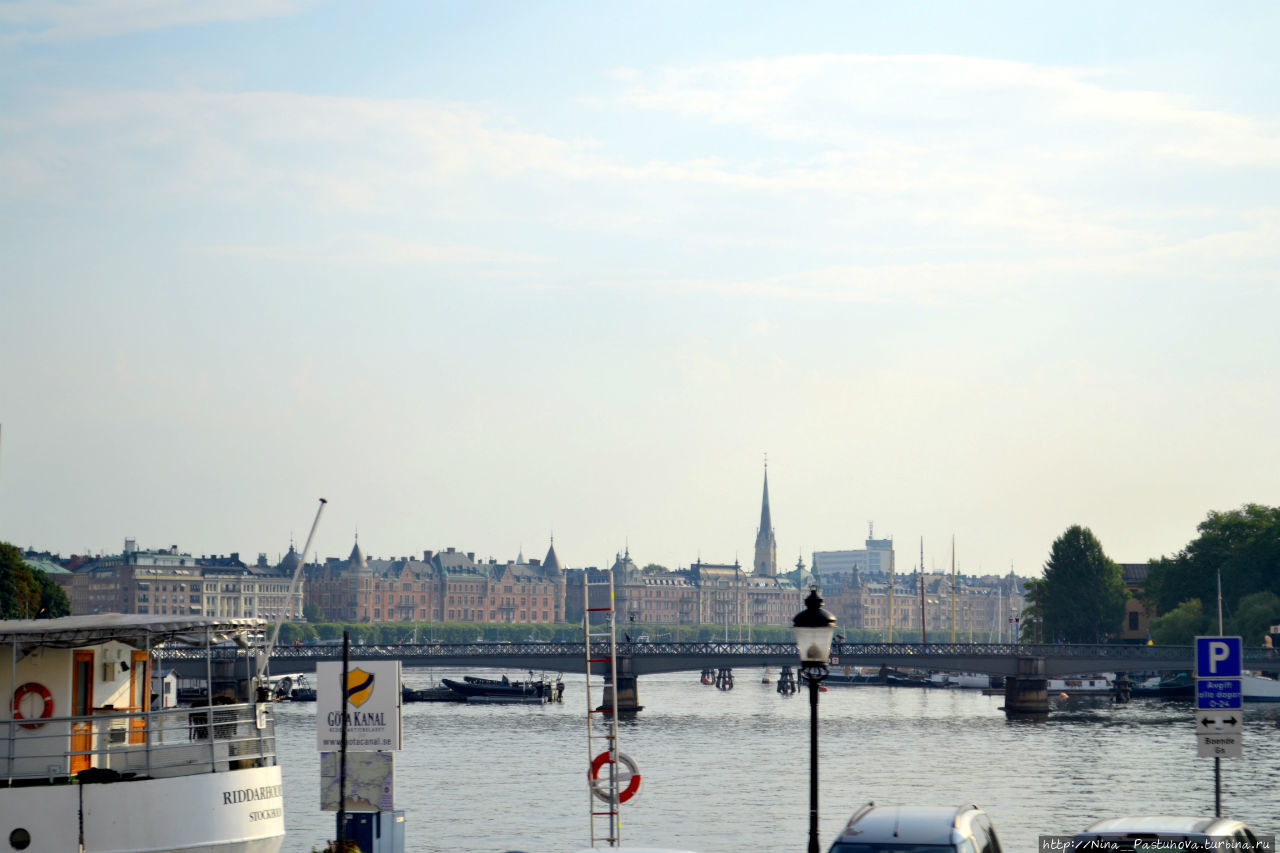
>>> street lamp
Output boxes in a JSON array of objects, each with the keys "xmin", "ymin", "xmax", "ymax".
[{"xmin": 793, "ymin": 588, "xmax": 836, "ymax": 853}]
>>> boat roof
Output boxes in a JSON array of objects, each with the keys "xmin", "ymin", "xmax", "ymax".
[{"xmin": 0, "ymin": 614, "xmax": 266, "ymax": 648}]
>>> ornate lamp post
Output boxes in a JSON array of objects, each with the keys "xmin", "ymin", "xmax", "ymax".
[{"xmin": 793, "ymin": 588, "xmax": 836, "ymax": 853}]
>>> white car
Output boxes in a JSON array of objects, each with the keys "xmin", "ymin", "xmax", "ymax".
[
  {"xmin": 1072, "ymin": 816, "xmax": 1266, "ymax": 851},
  {"xmin": 828, "ymin": 803, "xmax": 1003, "ymax": 853}
]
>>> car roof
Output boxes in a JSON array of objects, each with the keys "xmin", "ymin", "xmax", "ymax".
[
  {"xmin": 836, "ymin": 804, "xmax": 973, "ymax": 845},
  {"xmin": 1077, "ymin": 817, "xmax": 1243, "ymax": 837}
]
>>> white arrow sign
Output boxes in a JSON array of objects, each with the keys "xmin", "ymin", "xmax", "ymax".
[{"xmin": 1195, "ymin": 709, "xmax": 1243, "ymax": 734}]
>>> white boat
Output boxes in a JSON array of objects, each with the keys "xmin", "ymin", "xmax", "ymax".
[
  {"xmin": 1243, "ymin": 672, "xmax": 1280, "ymax": 702},
  {"xmin": 928, "ymin": 673, "xmax": 997, "ymax": 690},
  {"xmin": 1048, "ymin": 674, "xmax": 1114, "ymax": 694},
  {"xmin": 3, "ymin": 614, "xmax": 285, "ymax": 853}
]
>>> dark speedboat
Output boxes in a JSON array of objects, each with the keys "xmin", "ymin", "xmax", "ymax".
[
  {"xmin": 441, "ymin": 675, "xmax": 562, "ymax": 703},
  {"xmin": 1130, "ymin": 672, "xmax": 1195, "ymax": 699}
]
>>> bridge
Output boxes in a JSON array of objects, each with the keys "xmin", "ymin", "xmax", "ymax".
[{"xmin": 159, "ymin": 641, "xmax": 1279, "ymax": 715}]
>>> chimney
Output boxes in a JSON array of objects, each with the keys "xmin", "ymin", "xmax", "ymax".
[{"xmin": 424, "ymin": 550, "xmax": 434, "ymax": 561}]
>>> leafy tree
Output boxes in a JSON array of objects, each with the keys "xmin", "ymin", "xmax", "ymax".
[
  {"xmin": 1039, "ymin": 525, "xmax": 1128, "ymax": 643},
  {"xmin": 0, "ymin": 543, "xmax": 43, "ymax": 619},
  {"xmin": 303, "ymin": 603, "xmax": 324, "ymax": 623},
  {"xmin": 1146, "ymin": 504, "xmax": 1280, "ymax": 617},
  {"xmin": 641, "ymin": 563, "xmax": 670, "ymax": 573},
  {"xmin": 1227, "ymin": 591, "xmax": 1280, "ymax": 647},
  {"xmin": 34, "ymin": 570, "xmax": 70, "ymax": 617},
  {"xmin": 1149, "ymin": 598, "xmax": 1209, "ymax": 645},
  {"xmin": 1019, "ymin": 577, "xmax": 1044, "ymax": 642}
]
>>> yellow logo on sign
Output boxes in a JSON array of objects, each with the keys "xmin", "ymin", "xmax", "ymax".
[{"xmin": 345, "ymin": 668, "xmax": 374, "ymax": 708}]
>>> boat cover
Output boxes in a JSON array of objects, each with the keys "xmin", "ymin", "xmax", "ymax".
[{"xmin": 0, "ymin": 614, "xmax": 266, "ymax": 648}]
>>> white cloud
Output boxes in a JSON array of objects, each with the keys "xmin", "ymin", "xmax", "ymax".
[{"xmin": 3, "ymin": 54, "xmax": 1277, "ymax": 308}]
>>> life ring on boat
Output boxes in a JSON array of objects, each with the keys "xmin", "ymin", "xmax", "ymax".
[
  {"xmin": 12, "ymin": 682, "xmax": 54, "ymax": 729},
  {"xmin": 589, "ymin": 750, "xmax": 642, "ymax": 804}
]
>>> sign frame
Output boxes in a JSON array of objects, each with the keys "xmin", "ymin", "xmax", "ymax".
[
  {"xmin": 1196, "ymin": 732, "xmax": 1242, "ymax": 759},
  {"xmin": 1195, "ymin": 678, "xmax": 1243, "ymax": 710},
  {"xmin": 1195, "ymin": 709, "xmax": 1243, "ymax": 735},
  {"xmin": 316, "ymin": 660, "xmax": 403, "ymax": 752},
  {"xmin": 1195, "ymin": 635, "xmax": 1243, "ymax": 679}
]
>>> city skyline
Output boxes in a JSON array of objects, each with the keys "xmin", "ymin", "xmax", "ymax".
[{"xmin": 2, "ymin": 3, "xmax": 1277, "ymax": 578}]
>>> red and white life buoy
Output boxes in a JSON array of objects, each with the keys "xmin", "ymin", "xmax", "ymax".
[
  {"xmin": 588, "ymin": 750, "xmax": 642, "ymax": 804},
  {"xmin": 12, "ymin": 682, "xmax": 54, "ymax": 729}
]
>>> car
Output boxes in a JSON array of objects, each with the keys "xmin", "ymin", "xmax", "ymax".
[
  {"xmin": 1072, "ymin": 816, "xmax": 1265, "ymax": 851},
  {"xmin": 828, "ymin": 802, "xmax": 1002, "ymax": 853}
]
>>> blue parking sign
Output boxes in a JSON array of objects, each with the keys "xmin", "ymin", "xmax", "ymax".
[{"xmin": 1195, "ymin": 636, "xmax": 1242, "ymax": 679}]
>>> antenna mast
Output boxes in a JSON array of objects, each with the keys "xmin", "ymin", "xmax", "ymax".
[
  {"xmin": 919, "ymin": 537, "xmax": 927, "ymax": 645},
  {"xmin": 950, "ymin": 536, "xmax": 957, "ymax": 643},
  {"xmin": 261, "ymin": 498, "xmax": 328, "ymax": 680}
]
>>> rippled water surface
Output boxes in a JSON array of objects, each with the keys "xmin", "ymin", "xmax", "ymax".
[{"xmin": 271, "ymin": 670, "xmax": 1280, "ymax": 853}]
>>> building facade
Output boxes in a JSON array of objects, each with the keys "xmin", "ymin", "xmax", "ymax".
[
  {"xmin": 61, "ymin": 539, "xmax": 304, "ymax": 621},
  {"xmin": 303, "ymin": 540, "xmax": 567, "ymax": 625}
]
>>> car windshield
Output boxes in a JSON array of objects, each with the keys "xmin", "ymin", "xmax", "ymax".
[{"xmin": 831, "ymin": 844, "xmax": 956, "ymax": 853}]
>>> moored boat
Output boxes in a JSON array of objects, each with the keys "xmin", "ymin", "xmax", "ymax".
[
  {"xmin": 2, "ymin": 614, "xmax": 285, "ymax": 853},
  {"xmin": 1243, "ymin": 672, "xmax": 1280, "ymax": 702},
  {"xmin": 440, "ymin": 674, "xmax": 563, "ymax": 703},
  {"xmin": 402, "ymin": 684, "xmax": 467, "ymax": 703}
]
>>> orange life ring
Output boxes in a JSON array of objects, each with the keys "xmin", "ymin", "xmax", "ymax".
[
  {"xmin": 588, "ymin": 750, "xmax": 642, "ymax": 803},
  {"xmin": 12, "ymin": 682, "xmax": 54, "ymax": 729}
]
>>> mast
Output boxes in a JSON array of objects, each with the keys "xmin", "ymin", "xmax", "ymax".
[
  {"xmin": 261, "ymin": 498, "xmax": 327, "ymax": 681},
  {"xmin": 919, "ymin": 537, "xmax": 927, "ymax": 645},
  {"xmin": 887, "ymin": 543, "xmax": 894, "ymax": 643},
  {"xmin": 950, "ymin": 536, "xmax": 957, "ymax": 643}
]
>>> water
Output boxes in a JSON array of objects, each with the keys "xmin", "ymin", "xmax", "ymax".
[{"xmin": 271, "ymin": 670, "xmax": 1280, "ymax": 853}]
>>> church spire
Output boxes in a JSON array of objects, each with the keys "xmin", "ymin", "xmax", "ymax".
[{"xmin": 753, "ymin": 456, "xmax": 778, "ymax": 577}]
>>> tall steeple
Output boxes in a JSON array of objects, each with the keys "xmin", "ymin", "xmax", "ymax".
[{"xmin": 753, "ymin": 457, "xmax": 778, "ymax": 577}]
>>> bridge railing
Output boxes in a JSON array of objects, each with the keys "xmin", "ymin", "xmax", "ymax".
[{"xmin": 158, "ymin": 640, "xmax": 1280, "ymax": 665}]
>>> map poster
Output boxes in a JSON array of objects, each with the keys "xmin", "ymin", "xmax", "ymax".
[
  {"xmin": 316, "ymin": 660, "xmax": 403, "ymax": 751},
  {"xmin": 320, "ymin": 751, "xmax": 394, "ymax": 812}
]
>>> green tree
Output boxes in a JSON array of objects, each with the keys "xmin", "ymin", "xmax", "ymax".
[
  {"xmin": 1019, "ymin": 577, "xmax": 1044, "ymax": 642},
  {"xmin": 0, "ymin": 543, "xmax": 42, "ymax": 619},
  {"xmin": 641, "ymin": 563, "xmax": 670, "ymax": 573},
  {"xmin": 303, "ymin": 603, "xmax": 324, "ymax": 623},
  {"xmin": 1040, "ymin": 525, "xmax": 1128, "ymax": 643},
  {"xmin": 34, "ymin": 570, "xmax": 70, "ymax": 617},
  {"xmin": 1146, "ymin": 504, "xmax": 1280, "ymax": 617},
  {"xmin": 1149, "ymin": 598, "xmax": 1209, "ymax": 645},
  {"xmin": 1227, "ymin": 591, "xmax": 1280, "ymax": 647}
]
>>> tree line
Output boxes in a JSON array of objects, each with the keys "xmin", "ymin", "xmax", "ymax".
[{"xmin": 1025, "ymin": 503, "xmax": 1280, "ymax": 646}]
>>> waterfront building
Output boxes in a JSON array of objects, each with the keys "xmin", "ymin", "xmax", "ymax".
[
  {"xmin": 1119, "ymin": 563, "xmax": 1153, "ymax": 643},
  {"xmin": 812, "ymin": 536, "xmax": 895, "ymax": 579},
  {"xmin": 303, "ymin": 540, "xmax": 566, "ymax": 624},
  {"xmin": 823, "ymin": 568, "xmax": 1025, "ymax": 641},
  {"xmin": 61, "ymin": 539, "xmax": 303, "ymax": 621}
]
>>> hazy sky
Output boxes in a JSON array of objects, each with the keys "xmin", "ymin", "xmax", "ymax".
[{"xmin": 2, "ymin": 1, "xmax": 1278, "ymax": 579}]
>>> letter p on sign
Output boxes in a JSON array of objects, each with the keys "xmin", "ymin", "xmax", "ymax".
[{"xmin": 1196, "ymin": 636, "xmax": 1242, "ymax": 678}]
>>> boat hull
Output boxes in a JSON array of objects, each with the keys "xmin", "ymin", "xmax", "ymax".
[{"xmin": 6, "ymin": 764, "xmax": 284, "ymax": 853}]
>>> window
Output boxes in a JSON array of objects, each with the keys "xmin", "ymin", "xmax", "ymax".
[{"xmin": 1128, "ymin": 612, "xmax": 1139, "ymax": 630}]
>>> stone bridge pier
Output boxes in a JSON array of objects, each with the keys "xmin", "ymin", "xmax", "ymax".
[
  {"xmin": 1002, "ymin": 656, "xmax": 1048, "ymax": 719},
  {"xmin": 599, "ymin": 656, "xmax": 644, "ymax": 714}
]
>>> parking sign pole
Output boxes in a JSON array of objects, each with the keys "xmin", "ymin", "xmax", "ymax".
[
  {"xmin": 1214, "ymin": 757, "xmax": 1220, "ymax": 817},
  {"xmin": 1195, "ymin": 635, "xmax": 1242, "ymax": 817}
]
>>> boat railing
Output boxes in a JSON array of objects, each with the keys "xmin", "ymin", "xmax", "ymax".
[{"xmin": 2, "ymin": 701, "xmax": 277, "ymax": 785}]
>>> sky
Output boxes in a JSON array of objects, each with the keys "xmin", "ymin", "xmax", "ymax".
[{"xmin": 2, "ymin": 1, "xmax": 1278, "ymax": 579}]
